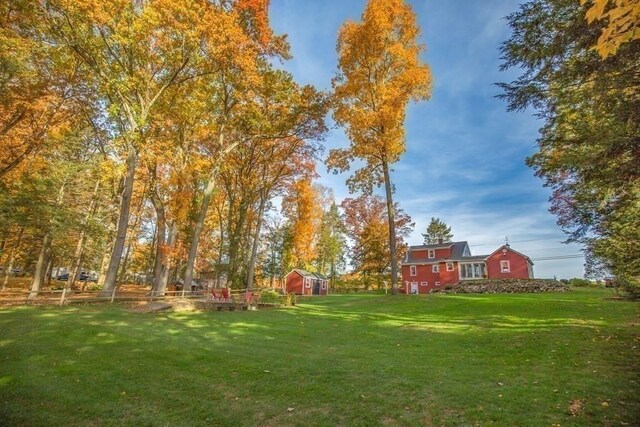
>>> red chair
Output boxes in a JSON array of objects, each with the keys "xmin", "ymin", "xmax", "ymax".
[{"xmin": 244, "ymin": 291, "xmax": 254, "ymax": 305}]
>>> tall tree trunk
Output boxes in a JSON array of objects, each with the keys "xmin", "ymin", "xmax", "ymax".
[
  {"xmin": 45, "ymin": 256, "xmax": 54, "ymax": 286},
  {"xmin": 102, "ymin": 144, "xmax": 137, "ymax": 294},
  {"xmin": 246, "ymin": 195, "xmax": 267, "ymax": 290},
  {"xmin": 97, "ymin": 240, "xmax": 112, "ymax": 289},
  {"xmin": 29, "ymin": 233, "xmax": 52, "ymax": 299},
  {"xmin": 227, "ymin": 200, "xmax": 249, "ymax": 287},
  {"xmin": 66, "ymin": 180, "xmax": 101, "ymax": 290},
  {"xmin": 183, "ymin": 129, "xmax": 237, "ymax": 293},
  {"xmin": 0, "ymin": 234, "xmax": 7, "ymax": 261},
  {"xmin": 183, "ymin": 172, "xmax": 217, "ymax": 294},
  {"xmin": 151, "ymin": 201, "xmax": 166, "ymax": 292},
  {"xmin": 2, "ymin": 228, "xmax": 23, "ymax": 290},
  {"xmin": 382, "ymin": 161, "xmax": 398, "ymax": 295},
  {"xmin": 158, "ymin": 222, "xmax": 177, "ymax": 295}
]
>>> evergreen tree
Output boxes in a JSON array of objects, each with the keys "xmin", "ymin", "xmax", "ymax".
[
  {"xmin": 422, "ymin": 217, "xmax": 453, "ymax": 245},
  {"xmin": 499, "ymin": 0, "xmax": 640, "ymax": 297}
]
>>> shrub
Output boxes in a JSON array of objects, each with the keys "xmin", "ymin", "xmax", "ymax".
[
  {"xmin": 260, "ymin": 290, "xmax": 281, "ymax": 304},
  {"xmin": 569, "ymin": 278, "xmax": 594, "ymax": 287},
  {"xmin": 283, "ymin": 293, "xmax": 296, "ymax": 306}
]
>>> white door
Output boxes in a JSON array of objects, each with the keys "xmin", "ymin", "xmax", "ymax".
[{"xmin": 410, "ymin": 282, "xmax": 418, "ymax": 294}]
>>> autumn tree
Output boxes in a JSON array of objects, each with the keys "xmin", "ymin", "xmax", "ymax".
[
  {"xmin": 0, "ymin": 1, "xmax": 79, "ymax": 179},
  {"xmin": 328, "ymin": 0, "xmax": 431, "ymax": 294},
  {"xmin": 341, "ymin": 194, "xmax": 413, "ymax": 288},
  {"xmin": 422, "ymin": 217, "xmax": 453, "ymax": 245},
  {"xmin": 499, "ymin": 0, "xmax": 640, "ymax": 297},
  {"xmin": 581, "ymin": 0, "xmax": 640, "ymax": 57},
  {"xmin": 281, "ymin": 178, "xmax": 323, "ymax": 270},
  {"xmin": 314, "ymin": 201, "xmax": 347, "ymax": 280}
]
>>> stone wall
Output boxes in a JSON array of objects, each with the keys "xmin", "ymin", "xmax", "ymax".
[{"xmin": 434, "ymin": 279, "xmax": 569, "ymax": 294}]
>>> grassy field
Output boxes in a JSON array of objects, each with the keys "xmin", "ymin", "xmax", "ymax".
[{"xmin": 0, "ymin": 288, "xmax": 638, "ymax": 426}]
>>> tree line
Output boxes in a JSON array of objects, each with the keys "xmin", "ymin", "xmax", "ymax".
[{"xmin": 0, "ymin": 0, "xmax": 432, "ymax": 297}]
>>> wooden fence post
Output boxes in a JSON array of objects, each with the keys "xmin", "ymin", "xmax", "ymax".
[
  {"xmin": 110, "ymin": 287, "xmax": 117, "ymax": 304},
  {"xmin": 59, "ymin": 288, "xmax": 67, "ymax": 306}
]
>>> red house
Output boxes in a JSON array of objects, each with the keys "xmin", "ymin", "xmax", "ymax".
[
  {"xmin": 284, "ymin": 269, "xmax": 329, "ymax": 296},
  {"xmin": 400, "ymin": 241, "xmax": 534, "ymax": 294}
]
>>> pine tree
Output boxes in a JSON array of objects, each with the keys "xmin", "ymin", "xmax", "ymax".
[{"xmin": 422, "ymin": 217, "xmax": 453, "ymax": 245}]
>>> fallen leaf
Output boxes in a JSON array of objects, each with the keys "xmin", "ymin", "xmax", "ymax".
[{"xmin": 567, "ymin": 399, "xmax": 583, "ymax": 416}]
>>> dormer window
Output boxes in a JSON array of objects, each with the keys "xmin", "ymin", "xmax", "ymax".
[{"xmin": 428, "ymin": 249, "xmax": 435, "ymax": 258}]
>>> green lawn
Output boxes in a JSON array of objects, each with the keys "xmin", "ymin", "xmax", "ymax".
[{"xmin": 0, "ymin": 289, "xmax": 638, "ymax": 426}]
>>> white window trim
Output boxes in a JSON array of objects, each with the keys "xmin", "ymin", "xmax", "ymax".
[
  {"xmin": 432, "ymin": 264, "xmax": 439, "ymax": 273},
  {"xmin": 435, "ymin": 281, "xmax": 441, "ymax": 286},
  {"xmin": 501, "ymin": 260, "xmax": 510, "ymax": 273},
  {"xmin": 459, "ymin": 262, "xmax": 486, "ymax": 280},
  {"xmin": 420, "ymin": 282, "xmax": 428, "ymax": 287},
  {"xmin": 410, "ymin": 265, "xmax": 417, "ymax": 276},
  {"xmin": 446, "ymin": 262, "xmax": 454, "ymax": 271},
  {"xmin": 428, "ymin": 249, "xmax": 435, "ymax": 258}
]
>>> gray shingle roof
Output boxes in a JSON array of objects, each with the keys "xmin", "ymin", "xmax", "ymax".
[
  {"xmin": 403, "ymin": 241, "xmax": 493, "ymax": 264},
  {"xmin": 290, "ymin": 269, "xmax": 329, "ymax": 280}
]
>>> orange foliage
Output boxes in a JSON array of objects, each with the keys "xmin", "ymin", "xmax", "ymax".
[
  {"xmin": 282, "ymin": 178, "xmax": 323, "ymax": 269},
  {"xmin": 329, "ymin": 0, "xmax": 432, "ymax": 193}
]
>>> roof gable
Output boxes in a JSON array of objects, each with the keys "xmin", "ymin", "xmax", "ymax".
[
  {"xmin": 287, "ymin": 269, "xmax": 329, "ymax": 280},
  {"xmin": 486, "ymin": 245, "xmax": 533, "ymax": 264}
]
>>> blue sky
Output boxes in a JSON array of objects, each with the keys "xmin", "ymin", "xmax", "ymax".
[{"xmin": 269, "ymin": 0, "xmax": 586, "ymax": 279}]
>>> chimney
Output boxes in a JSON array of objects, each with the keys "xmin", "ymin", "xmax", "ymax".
[{"xmin": 438, "ymin": 237, "xmax": 443, "ymax": 244}]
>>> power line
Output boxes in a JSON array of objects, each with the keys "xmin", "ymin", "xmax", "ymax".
[
  {"xmin": 471, "ymin": 237, "xmax": 570, "ymax": 247},
  {"xmin": 530, "ymin": 254, "xmax": 584, "ymax": 261}
]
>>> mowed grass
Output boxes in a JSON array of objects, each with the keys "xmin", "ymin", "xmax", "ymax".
[{"xmin": 0, "ymin": 289, "xmax": 638, "ymax": 426}]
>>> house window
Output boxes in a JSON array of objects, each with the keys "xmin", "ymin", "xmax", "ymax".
[
  {"xmin": 432, "ymin": 264, "xmax": 439, "ymax": 273},
  {"xmin": 410, "ymin": 265, "xmax": 416, "ymax": 276},
  {"xmin": 446, "ymin": 262, "xmax": 454, "ymax": 271},
  {"xmin": 321, "ymin": 281, "xmax": 327, "ymax": 290},
  {"xmin": 460, "ymin": 263, "xmax": 486, "ymax": 279},
  {"xmin": 420, "ymin": 282, "xmax": 428, "ymax": 287},
  {"xmin": 305, "ymin": 278, "xmax": 311, "ymax": 288},
  {"xmin": 428, "ymin": 249, "xmax": 435, "ymax": 258},
  {"xmin": 435, "ymin": 281, "xmax": 441, "ymax": 286},
  {"xmin": 501, "ymin": 261, "xmax": 510, "ymax": 273}
]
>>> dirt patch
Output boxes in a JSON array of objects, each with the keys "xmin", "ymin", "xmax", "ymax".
[{"xmin": 127, "ymin": 301, "xmax": 173, "ymax": 313}]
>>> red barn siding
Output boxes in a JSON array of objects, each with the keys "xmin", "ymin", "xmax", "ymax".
[
  {"xmin": 401, "ymin": 262, "xmax": 459, "ymax": 294},
  {"xmin": 486, "ymin": 248, "xmax": 532, "ymax": 279},
  {"xmin": 285, "ymin": 271, "xmax": 329, "ymax": 295},
  {"xmin": 412, "ymin": 250, "xmax": 429, "ymax": 260},
  {"xmin": 439, "ymin": 262, "xmax": 459, "ymax": 285},
  {"xmin": 411, "ymin": 245, "xmax": 453, "ymax": 260},
  {"xmin": 286, "ymin": 271, "xmax": 304, "ymax": 295}
]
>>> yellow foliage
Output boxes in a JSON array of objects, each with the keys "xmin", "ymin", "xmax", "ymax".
[
  {"xmin": 582, "ymin": 0, "xmax": 640, "ymax": 57},
  {"xmin": 330, "ymin": 0, "xmax": 432, "ymax": 190}
]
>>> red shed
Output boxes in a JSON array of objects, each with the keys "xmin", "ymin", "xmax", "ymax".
[{"xmin": 284, "ymin": 269, "xmax": 329, "ymax": 296}]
